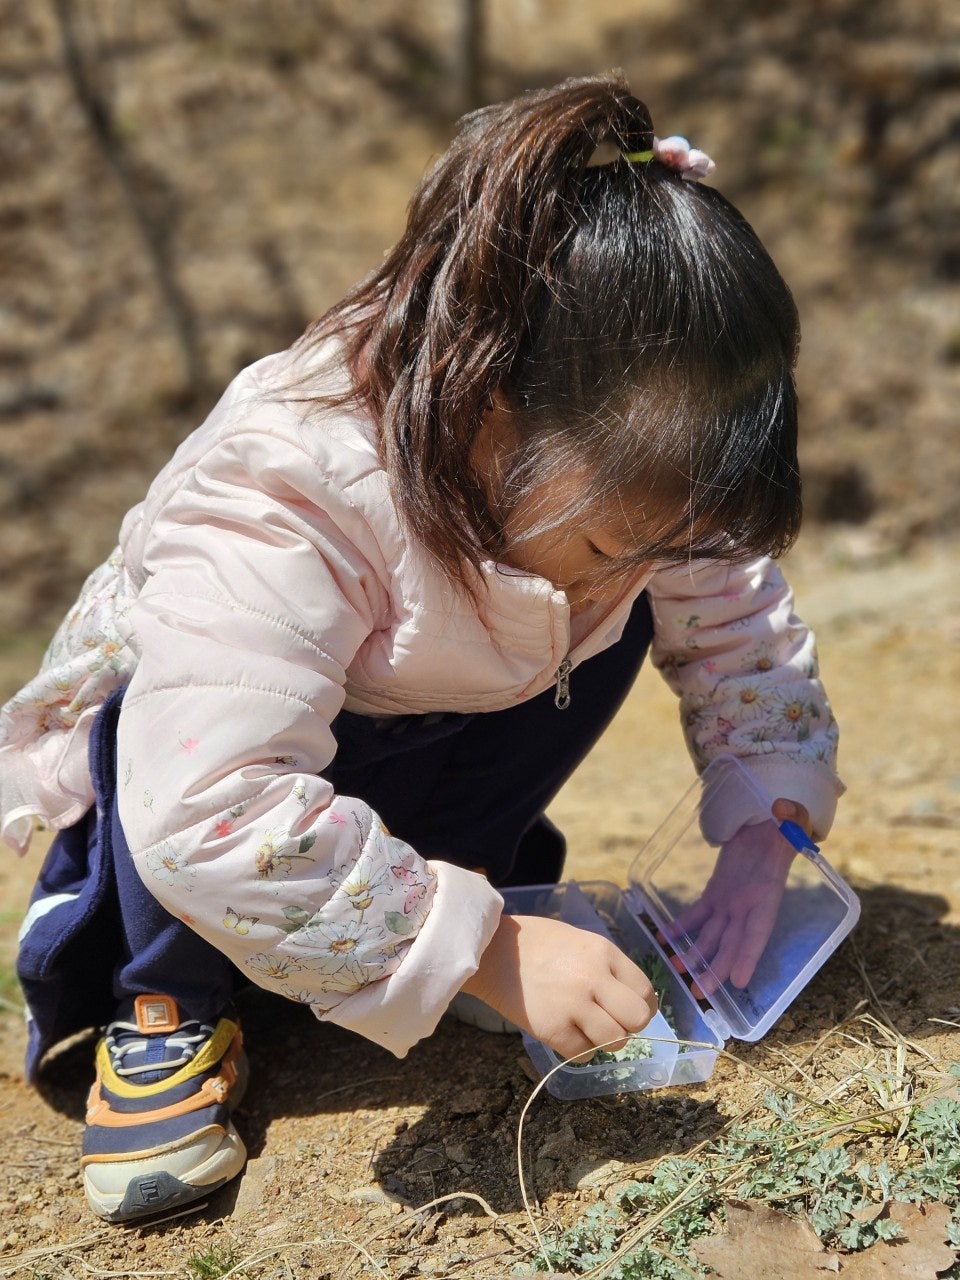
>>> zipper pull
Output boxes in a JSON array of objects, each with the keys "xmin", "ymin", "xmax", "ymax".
[{"xmin": 554, "ymin": 657, "xmax": 572, "ymax": 710}]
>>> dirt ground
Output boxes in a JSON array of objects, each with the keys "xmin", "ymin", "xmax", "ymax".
[
  {"xmin": 0, "ymin": 1, "xmax": 958, "ymax": 1275},
  {"xmin": 0, "ymin": 531, "xmax": 957, "ymax": 1277}
]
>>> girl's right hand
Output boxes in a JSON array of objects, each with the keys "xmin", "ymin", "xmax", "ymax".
[{"xmin": 459, "ymin": 913, "xmax": 657, "ymax": 1063}]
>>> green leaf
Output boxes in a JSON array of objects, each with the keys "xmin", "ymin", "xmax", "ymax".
[{"xmin": 384, "ymin": 911, "xmax": 415, "ymax": 935}]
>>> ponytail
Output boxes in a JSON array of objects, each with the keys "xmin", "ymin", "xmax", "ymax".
[{"xmin": 299, "ymin": 73, "xmax": 801, "ymax": 593}]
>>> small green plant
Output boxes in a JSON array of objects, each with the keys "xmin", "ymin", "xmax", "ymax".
[
  {"xmin": 526, "ymin": 1042, "xmax": 960, "ymax": 1279},
  {"xmin": 187, "ymin": 1244, "xmax": 244, "ymax": 1279}
]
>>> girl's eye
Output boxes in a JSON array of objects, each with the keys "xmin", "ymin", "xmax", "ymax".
[{"xmin": 587, "ymin": 541, "xmax": 614, "ymax": 561}]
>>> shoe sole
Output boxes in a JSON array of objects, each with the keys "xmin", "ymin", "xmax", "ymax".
[{"xmin": 84, "ymin": 1123, "xmax": 248, "ymax": 1222}]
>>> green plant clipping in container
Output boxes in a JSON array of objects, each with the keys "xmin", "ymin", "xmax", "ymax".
[{"xmin": 505, "ymin": 756, "xmax": 860, "ymax": 1099}]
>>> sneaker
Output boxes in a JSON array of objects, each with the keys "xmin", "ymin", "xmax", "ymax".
[{"xmin": 81, "ymin": 994, "xmax": 248, "ymax": 1223}]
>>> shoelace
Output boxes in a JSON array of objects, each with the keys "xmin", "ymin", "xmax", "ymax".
[{"xmin": 105, "ymin": 1018, "xmax": 212, "ymax": 1081}]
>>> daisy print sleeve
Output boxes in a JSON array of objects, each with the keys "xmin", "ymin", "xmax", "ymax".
[
  {"xmin": 116, "ymin": 423, "xmax": 502, "ymax": 1058},
  {"xmin": 647, "ymin": 556, "xmax": 843, "ymax": 840}
]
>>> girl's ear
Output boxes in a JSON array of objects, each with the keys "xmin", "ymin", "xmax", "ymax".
[
  {"xmin": 471, "ymin": 390, "xmax": 520, "ymax": 508},
  {"xmin": 478, "ymin": 389, "xmax": 520, "ymax": 457}
]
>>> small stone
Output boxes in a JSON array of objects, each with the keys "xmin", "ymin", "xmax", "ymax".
[
  {"xmin": 346, "ymin": 1185, "xmax": 407, "ymax": 1211},
  {"xmin": 446, "ymin": 1088, "xmax": 487, "ymax": 1117},
  {"xmin": 444, "ymin": 1142, "xmax": 473, "ymax": 1168},
  {"xmin": 255, "ymin": 1219, "xmax": 292, "ymax": 1240},
  {"xmin": 234, "ymin": 1154, "xmax": 278, "ymax": 1218},
  {"xmin": 570, "ymin": 1158, "xmax": 629, "ymax": 1192},
  {"xmin": 538, "ymin": 1122, "xmax": 575, "ymax": 1160}
]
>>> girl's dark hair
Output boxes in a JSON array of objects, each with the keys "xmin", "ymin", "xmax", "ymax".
[{"xmin": 297, "ymin": 72, "xmax": 802, "ymax": 593}]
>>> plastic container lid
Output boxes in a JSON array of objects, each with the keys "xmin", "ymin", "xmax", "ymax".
[{"xmin": 623, "ymin": 754, "xmax": 860, "ymax": 1042}]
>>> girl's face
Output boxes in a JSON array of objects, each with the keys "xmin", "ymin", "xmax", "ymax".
[
  {"xmin": 500, "ymin": 480, "xmax": 649, "ymax": 612},
  {"xmin": 473, "ymin": 399, "xmax": 654, "ymax": 611}
]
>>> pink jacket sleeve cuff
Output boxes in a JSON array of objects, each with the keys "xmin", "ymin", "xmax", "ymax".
[
  {"xmin": 701, "ymin": 756, "xmax": 843, "ymax": 845},
  {"xmin": 744, "ymin": 756, "xmax": 843, "ymax": 842},
  {"xmin": 316, "ymin": 861, "xmax": 504, "ymax": 1056}
]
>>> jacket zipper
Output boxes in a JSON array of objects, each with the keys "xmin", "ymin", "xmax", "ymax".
[{"xmin": 554, "ymin": 657, "xmax": 573, "ymax": 710}]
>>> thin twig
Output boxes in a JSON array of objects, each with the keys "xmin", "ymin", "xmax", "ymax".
[{"xmin": 310, "ymin": 1075, "xmax": 400, "ymax": 1105}]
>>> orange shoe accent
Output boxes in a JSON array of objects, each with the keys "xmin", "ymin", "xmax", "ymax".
[
  {"xmin": 80, "ymin": 1123, "xmax": 227, "ymax": 1166},
  {"xmin": 134, "ymin": 995, "xmax": 180, "ymax": 1036}
]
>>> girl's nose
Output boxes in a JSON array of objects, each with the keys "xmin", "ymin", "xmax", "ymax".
[{"xmin": 568, "ymin": 581, "xmax": 612, "ymax": 610}]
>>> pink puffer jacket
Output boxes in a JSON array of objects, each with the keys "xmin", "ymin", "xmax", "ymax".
[{"xmin": 0, "ymin": 341, "xmax": 842, "ymax": 1054}]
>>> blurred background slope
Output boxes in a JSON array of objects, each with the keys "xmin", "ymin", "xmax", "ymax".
[{"xmin": 1, "ymin": 0, "xmax": 957, "ymax": 651}]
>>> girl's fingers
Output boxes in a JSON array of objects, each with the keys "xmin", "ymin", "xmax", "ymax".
[
  {"xmin": 568, "ymin": 968, "xmax": 658, "ymax": 1059},
  {"xmin": 573, "ymin": 1009, "xmax": 637, "ymax": 1060},
  {"xmin": 728, "ymin": 907, "xmax": 777, "ymax": 988},
  {"xmin": 665, "ymin": 896, "xmax": 711, "ymax": 941},
  {"xmin": 687, "ymin": 908, "xmax": 728, "ymax": 962},
  {"xmin": 550, "ymin": 1016, "xmax": 623, "ymax": 1063},
  {"xmin": 703, "ymin": 918, "xmax": 748, "ymax": 991},
  {"xmin": 772, "ymin": 797, "xmax": 811, "ymax": 833},
  {"xmin": 549, "ymin": 968, "xmax": 658, "ymax": 1063},
  {"xmin": 607, "ymin": 948, "xmax": 657, "ymax": 1001},
  {"xmin": 597, "ymin": 973, "xmax": 657, "ymax": 1037}
]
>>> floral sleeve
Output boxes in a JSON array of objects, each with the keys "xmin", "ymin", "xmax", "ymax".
[
  {"xmin": 117, "ymin": 430, "xmax": 502, "ymax": 1056},
  {"xmin": 647, "ymin": 556, "xmax": 843, "ymax": 838}
]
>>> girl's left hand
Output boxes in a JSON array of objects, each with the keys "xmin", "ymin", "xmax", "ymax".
[{"xmin": 664, "ymin": 798, "xmax": 812, "ymax": 995}]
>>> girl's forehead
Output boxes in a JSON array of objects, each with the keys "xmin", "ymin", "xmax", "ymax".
[
  {"xmin": 595, "ymin": 491, "xmax": 684, "ymax": 543},
  {"xmin": 532, "ymin": 474, "xmax": 670, "ymax": 534},
  {"xmin": 518, "ymin": 464, "xmax": 708, "ymax": 550}
]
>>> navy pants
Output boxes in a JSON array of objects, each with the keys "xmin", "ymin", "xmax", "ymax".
[{"xmin": 18, "ymin": 595, "xmax": 654, "ymax": 1077}]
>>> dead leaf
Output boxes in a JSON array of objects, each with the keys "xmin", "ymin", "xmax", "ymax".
[
  {"xmin": 849, "ymin": 1203, "xmax": 885, "ymax": 1224},
  {"xmin": 838, "ymin": 1201, "xmax": 957, "ymax": 1278},
  {"xmin": 691, "ymin": 1199, "xmax": 841, "ymax": 1277}
]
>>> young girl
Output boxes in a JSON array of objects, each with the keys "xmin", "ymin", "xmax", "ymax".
[{"xmin": 1, "ymin": 74, "xmax": 841, "ymax": 1223}]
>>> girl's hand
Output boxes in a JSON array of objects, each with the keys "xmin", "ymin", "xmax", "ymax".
[
  {"xmin": 771, "ymin": 798, "xmax": 813, "ymax": 841},
  {"xmin": 460, "ymin": 914, "xmax": 657, "ymax": 1063},
  {"xmin": 664, "ymin": 798, "xmax": 812, "ymax": 995}
]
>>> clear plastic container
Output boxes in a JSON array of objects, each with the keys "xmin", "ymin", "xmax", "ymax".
[{"xmin": 503, "ymin": 755, "xmax": 860, "ymax": 1099}]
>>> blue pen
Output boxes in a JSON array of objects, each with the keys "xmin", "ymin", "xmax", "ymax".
[{"xmin": 779, "ymin": 819, "xmax": 820, "ymax": 855}]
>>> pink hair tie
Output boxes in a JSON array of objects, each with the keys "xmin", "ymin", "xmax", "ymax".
[
  {"xmin": 647, "ymin": 135, "xmax": 715, "ymax": 181},
  {"xmin": 587, "ymin": 135, "xmax": 715, "ymax": 181}
]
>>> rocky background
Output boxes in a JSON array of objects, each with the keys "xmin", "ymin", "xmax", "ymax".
[
  {"xmin": 0, "ymin": 0, "xmax": 958, "ymax": 651},
  {"xmin": 0, "ymin": 4, "xmax": 958, "ymax": 1275}
]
